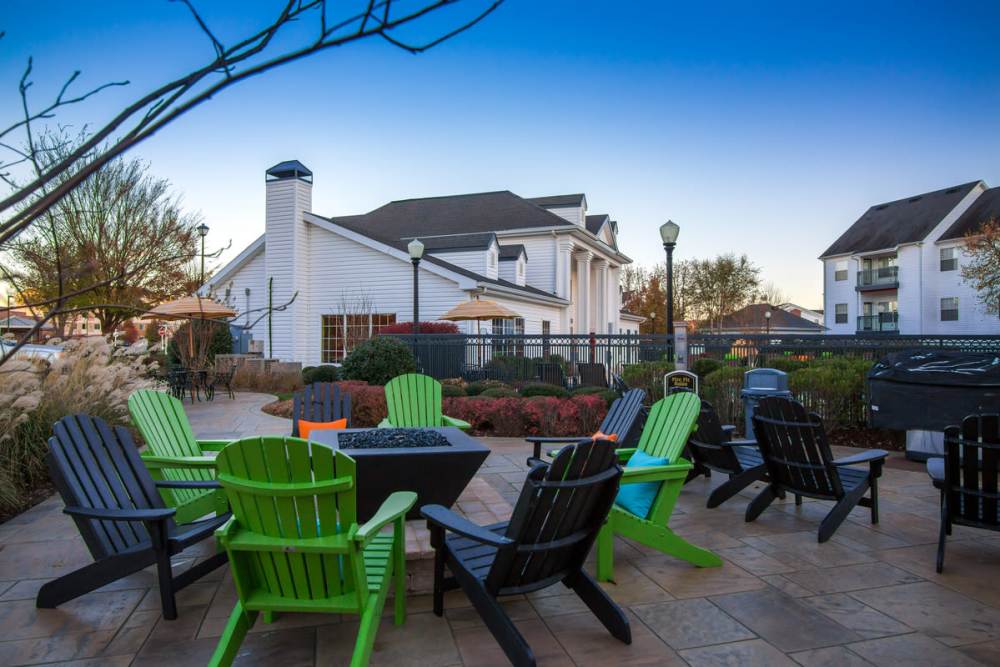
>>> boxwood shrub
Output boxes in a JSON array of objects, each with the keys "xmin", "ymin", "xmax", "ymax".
[
  {"xmin": 340, "ymin": 337, "xmax": 416, "ymax": 386},
  {"xmin": 519, "ymin": 382, "xmax": 570, "ymax": 398}
]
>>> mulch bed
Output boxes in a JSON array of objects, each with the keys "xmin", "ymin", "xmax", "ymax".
[
  {"xmin": 827, "ymin": 427, "xmax": 905, "ymax": 452},
  {"xmin": 262, "ymin": 398, "xmax": 293, "ymax": 418}
]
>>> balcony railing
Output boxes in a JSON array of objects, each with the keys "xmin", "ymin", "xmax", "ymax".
[
  {"xmin": 856, "ymin": 266, "xmax": 899, "ymax": 290},
  {"xmin": 857, "ymin": 313, "xmax": 899, "ymax": 333}
]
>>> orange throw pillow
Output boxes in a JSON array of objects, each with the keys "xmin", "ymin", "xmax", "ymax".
[
  {"xmin": 299, "ymin": 418, "xmax": 348, "ymax": 439},
  {"xmin": 591, "ymin": 431, "xmax": 619, "ymax": 443}
]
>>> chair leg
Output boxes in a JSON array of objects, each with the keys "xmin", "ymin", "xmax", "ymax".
[
  {"xmin": 795, "ymin": 494, "xmax": 802, "ymax": 506},
  {"xmin": 393, "ymin": 518, "xmax": 407, "ymax": 626},
  {"xmin": 818, "ymin": 483, "xmax": 868, "ymax": 543},
  {"xmin": 36, "ymin": 550, "xmax": 153, "ymax": 609},
  {"xmin": 208, "ymin": 601, "xmax": 258, "ymax": 667},
  {"xmin": 154, "ymin": 545, "xmax": 178, "ymax": 620},
  {"xmin": 745, "ymin": 484, "xmax": 778, "ymax": 522},
  {"xmin": 937, "ymin": 499, "xmax": 948, "ymax": 573},
  {"xmin": 707, "ymin": 465, "xmax": 767, "ymax": 509},
  {"xmin": 351, "ymin": 594, "xmax": 383, "ymax": 667},
  {"xmin": 431, "ymin": 527, "xmax": 446, "ymax": 617},
  {"xmin": 869, "ymin": 475, "xmax": 879, "ymax": 524},
  {"xmin": 596, "ymin": 523, "xmax": 615, "ymax": 582},
  {"xmin": 466, "ymin": 583, "xmax": 536, "ymax": 667},
  {"xmin": 566, "ymin": 570, "xmax": 631, "ymax": 644}
]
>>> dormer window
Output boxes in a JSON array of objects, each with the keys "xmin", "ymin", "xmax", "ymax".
[
  {"xmin": 517, "ymin": 261, "xmax": 524, "ymax": 279},
  {"xmin": 489, "ymin": 252, "xmax": 497, "ymax": 269}
]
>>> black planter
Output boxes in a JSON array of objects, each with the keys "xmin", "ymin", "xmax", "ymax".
[{"xmin": 310, "ymin": 427, "xmax": 490, "ymax": 521}]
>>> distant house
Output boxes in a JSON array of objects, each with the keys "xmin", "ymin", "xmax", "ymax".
[
  {"xmin": 777, "ymin": 303, "xmax": 824, "ymax": 326},
  {"xmin": 0, "ymin": 310, "xmax": 53, "ymax": 342},
  {"xmin": 716, "ymin": 303, "xmax": 825, "ymax": 335},
  {"xmin": 207, "ymin": 161, "xmax": 639, "ymax": 365},
  {"xmin": 820, "ymin": 181, "xmax": 1000, "ymax": 334}
]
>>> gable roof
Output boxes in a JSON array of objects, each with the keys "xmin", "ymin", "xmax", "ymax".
[
  {"xmin": 498, "ymin": 244, "xmax": 526, "ymax": 261},
  {"xmin": 528, "ymin": 193, "xmax": 585, "ymax": 208},
  {"xmin": 585, "ymin": 214, "xmax": 608, "ymax": 235},
  {"xmin": 820, "ymin": 181, "xmax": 981, "ymax": 258},
  {"xmin": 415, "ymin": 232, "xmax": 497, "ymax": 253},
  {"xmin": 939, "ymin": 185, "xmax": 1000, "ymax": 241},
  {"xmin": 719, "ymin": 303, "xmax": 824, "ymax": 332}
]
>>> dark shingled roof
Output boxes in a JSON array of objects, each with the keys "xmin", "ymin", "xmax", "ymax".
[
  {"xmin": 415, "ymin": 233, "xmax": 497, "ymax": 253},
  {"xmin": 719, "ymin": 304, "xmax": 824, "ymax": 332},
  {"xmin": 528, "ymin": 193, "xmax": 585, "ymax": 208},
  {"xmin": 820, "ymin": 181, "xmax": 981, "ymax": 257},
  {"xmin": 498, "ymin": 244, "xmax": 526, "ymax": 261},
  {"xmin": 939, "ymin": 186, "xmax": 1000, "ymax": 241},
  {"xmin": 586, "ymin": 214, "xmax": 609, "ymax": 235},
  {"xmin": 266, "ymin": 160, "xmax": 312, "ymax": 180}
]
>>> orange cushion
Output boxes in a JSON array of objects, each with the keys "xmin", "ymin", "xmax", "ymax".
[
  {"xmin": 592, "ymin": 431, "xmax": 619, "ymax": 443},
  {"xmin": 299, "ymin": 418, "xmax": 347, "ymax": 439}
]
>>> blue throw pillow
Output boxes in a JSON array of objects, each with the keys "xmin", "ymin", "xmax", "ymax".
[{"xmin": 614, "ymin": 450, "xmax": 669, "ymax": 519}]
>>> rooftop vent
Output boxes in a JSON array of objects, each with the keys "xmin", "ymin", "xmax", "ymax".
[{"xmin": 266, "ymin": 160, "xmax": 313, "ymax": 183}]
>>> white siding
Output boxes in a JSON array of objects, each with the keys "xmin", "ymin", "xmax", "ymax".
[
  {"xmin": 264, "ymin": 177, "xmax": 312, "ymax": 360},
  {"xmin": 920, "ymin": 241, "xmax": 998, "ymax": 334},
  {"xmin": 822, "ymin": 256, "xmax": 858, "ymax": 333},
  {"xmin": 501, "ymin": 235, "xmax": 556, "ymax": 294},
  {"xmin": 482, "ymin": 294, "xmax": 563, "ymax": 335},
  {"xmin": 894, "ymin": 246, "xmax": 921, "ymax": 334},
  {"xmin": 216, "ymin": 249, "xmax": 266, "ymax": 334},
  {"xmin": 498, "ymin": 259, "xmax": 517, "ymax": 284},
  {"xmin": 430, "ymin": 250, "xmax": 487, "ymax": 277},
  {"xmin": 542, "ymin": 205, "xmax": 584, "ymax": 227}
]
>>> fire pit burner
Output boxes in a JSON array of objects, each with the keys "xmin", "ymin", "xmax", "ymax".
[{"xmin": 336, "ymin": 428, "xmax": 451, "ymax": 450}]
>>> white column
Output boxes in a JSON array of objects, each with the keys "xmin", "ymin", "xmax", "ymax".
[
  {"xmin": 592, "ymin": 258, "xmax": 607, "ymax": 334},
  {"xmin": 574, "ymin": 250, "xmax": 593, "ymax": 334}
]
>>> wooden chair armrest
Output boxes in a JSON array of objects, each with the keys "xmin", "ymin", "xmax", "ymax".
[
  {"xmin": 421, "ymin": 504, "xmax": 514, "ymax": 548},
  {"xmin": 442, "ymin": 415, "xmax": 472, "ymax": 430},
  {"xmin": 196, "ymin": 440, "xmax": 230, "ymax": 451},
  {"xmin": 615, "ymin": 447, "xmax": 638, "ymax": 463},
  {"xmin": 64, "ymin": 506, "xmax": 175, "ymax": 522},
  {"xmin": 377, "ymin": 417, "xmax": 393, "ymax": 428},
  {"xmin": 355, "ymin": 491, "xmax": 418, "ymax": 546},
  {"xmin": 720, "ymin": 438, "xmax": 758, "ymax": 448},
  {"xmin": 141, "ymin": 454, "xmax": 217, "ymax": 469},
  {"xmin": 620, "ymin": 461, "xmax": 692, "ymax": 484},
  {"xmin": 927, "ymin": 456, "xmax": 945, "ymax": 487},
  {"xmin": 155, "ymin": 479, "xmax": 222, "ymax": 490},
  {"xmin": 214, "ymin": 515, "xmax": 238, "ymax": 545},
  {"xmin": 832, "ymin": 449, "xmax": 888, "ymax": 466},
  {"xmin": 525, "ymin": 436, "xmax": 587, "ymax": 445}
]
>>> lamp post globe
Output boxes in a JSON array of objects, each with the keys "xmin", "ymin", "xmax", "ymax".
[
  {"xmin": 408, "ymin": 238, "xmax": 425, "ymax": 336},
  {"xmin": 658, "ymin": 220, "xmax": 680, "ymax": 360}
]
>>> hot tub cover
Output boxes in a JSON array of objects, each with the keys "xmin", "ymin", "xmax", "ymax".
[{"xmin": 869, "ymin": 350, "xmax": 1000, "ymax": 387}]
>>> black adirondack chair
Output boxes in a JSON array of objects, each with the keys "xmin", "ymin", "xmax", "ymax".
[
  {"xmin": 749, "ymin": 396, "xmax": 887, "ymax": 542},
  {"xmin": 578, "ymin": 362, "xmax": 609, "ymax": 388},
  {"xmin": 291, "ymin": 382, "xmax": 352, "ymax": 436},
  {"xmin": 686, "ymin": 400, "xmax": 771, "ymax": 508},
  {"xmin": 423, "ymin": 440, "xmax": 630, "ymax": 667},
  {"xmin": 536, "ymin": 362, "xmax": 566, "ymax": 388},
  {"xmin": 927, "ymin": 414, "xmax": 1000, "ymax": 573},
  {"xmin": 37, "ymin": 414, "xmax": 230, "ymax": 620},
  {"xmin": 525, "ymin": 388, "xmax": 646, "ymax": 465}
]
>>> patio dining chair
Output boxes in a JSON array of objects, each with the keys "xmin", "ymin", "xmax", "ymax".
[
  {"xmin": 128, "ymin": 389, "xmax": 230, "ymax": 523},
  {"xmin": 423, "ymin": 439, "xmax": 630, "ymax": 667},
  {"xmin": 208, "ymin": 436, "xmax": 416, "ymax": 667},
  {"xmin": 927, "ymin": 413, "xmax": 1000, "ymax": 572},
  {"xmin": 525, "ymin": 387, "xmax": 646, "ymax": 465},
  {"xmin": 37, "ymin": 414, "xmax": 229, "ymax": 620},
  {"xmin": 749, "ymin": 396, "xmax": 887, "ymax": 543}
]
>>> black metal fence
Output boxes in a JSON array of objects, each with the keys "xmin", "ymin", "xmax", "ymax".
[
  {"xmin": 688, "ymin": 333, "xmax": 1000, "ymax": 368},
  {"xmin": 387, "ymin": 333, "xmax": 673, "ymax": 386}
]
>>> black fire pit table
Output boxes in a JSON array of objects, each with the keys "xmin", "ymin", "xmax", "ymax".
[{"xmin": 308, "ymin": 427, "xmax": 490, "ymax": 521}]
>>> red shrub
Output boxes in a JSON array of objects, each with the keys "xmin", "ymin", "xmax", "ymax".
[
  {"xmin": 378, "ymin": 321, "xmax": 459, "ymax": 334},
  {"xmin": 337, "ymin": 381, "xmax": 387, "ymax": 426}
]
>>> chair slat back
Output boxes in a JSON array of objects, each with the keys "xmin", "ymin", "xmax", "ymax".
[
  {"xmin": 601, "ymin": 389, "xmax": 646, "ymax": 447},
  {"xmin": 577, "ymin": 363, "xmax": 608, "ymax": 388},
  {"xmin": 128, "ymin": 389, "xmax": 213, "ymax": 504},
  {"xmin": 944, "ymin": 414, "xmax": 1000, "ymax": 529},
  {"xmin": 687, "ymin": 400, "xmax": 743, "ymax": 474},
  {"xmin": 751, "ymin": 396, "xmax": 843, "ymax": 499},
  {"xmin": 637, "ymin": 392, "xmax": 701, "ymax": 461},
  {"xmin": 536, "ymin": 362, "xmax": 565, "ymax": 388},
  {"xmin": 384, "ymin": 373, "xmax": 442, "ymax": 427},
  {"xmin": 292, "ymin": 383, "xmax": 352, "ymax": 436},
  {"xmin": 487, "ymin": 440, "xmax": 621, "ymax": 595},
  {"xmin": 216, "ymin": 437, "xmax": 361, "ymax": 604},
  {"xmin": 48, "ymin": 414, "xmax": 165, "ymax": 560}
]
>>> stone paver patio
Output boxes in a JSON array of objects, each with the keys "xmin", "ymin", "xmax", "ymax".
[{"xmin": 2, "ymin": 393, "xmax": 1000, "ymax": 665}]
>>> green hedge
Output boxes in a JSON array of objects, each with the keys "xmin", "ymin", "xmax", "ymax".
[
  {"xmin": 701, "ymin": 366, "xmax": 745, "ymax": 427},
  {"xmin": 520, "ymin": 383, "xmax": 570, "ymax": 398},
  {"xmin": 441, "ymin": 384, "xmax": 467, "ymax": 397},
  {"xmin": 341, "ymin": 337, "xmax": 416, "ymax": 385},
  {"xmin": 621, "ymin": 360, "xmax": 675, "ymax": 402},
  {"xmin": 302, "ymin": 364, "xmax": 339, "ymax": 384}
]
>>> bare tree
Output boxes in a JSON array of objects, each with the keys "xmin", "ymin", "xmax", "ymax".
[
  {"xmin": 0, "ymin": 0, "xmax": 503, "ymax": 366},
  {"xmin": 756, "ymin": 280, "xmax": 787, "ymax": 306}
]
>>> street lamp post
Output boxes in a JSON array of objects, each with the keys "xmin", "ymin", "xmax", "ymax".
[
  {"xmin": 659, "ymin": 220, "xmax": 680, "ymax": 361},
  {"xmin": 764, "ymin": 309, "xmax": 772, "ymax": 336},
  {"xmin": 408, "ymin": 238, "xmax": 425, "ymax": 336},
  {"xmin": 3, "ymin": 293, "xmax": 11, "ymax": 336},
  {"xmin": 196, "ymin": 223, "xmax": 210, "ymax": 286},
  {"xmin": 648, "ymin": 311, "xmax": 656, "ymax": 334}
]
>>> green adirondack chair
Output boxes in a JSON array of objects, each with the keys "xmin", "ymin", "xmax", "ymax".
[
  {"xmin": 378, "ymin": 373, "xmax": 471, "ymax": 430},
  {"xmin": 596, "ymin": 391, "xmax": 722, "ymax": 581},
  {"xmin": 209, "ymin": 436, "xmax": 416, "ymax": 667},
  {"xmin": 128, "ymin": 389, "xmax": 229, "ymax": 524}
]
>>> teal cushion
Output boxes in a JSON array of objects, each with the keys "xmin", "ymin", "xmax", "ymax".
[{"xmin": 614, "ymin": 450, "xmax": 669, "ymax": 519}]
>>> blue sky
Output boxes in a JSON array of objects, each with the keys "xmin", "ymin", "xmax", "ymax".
[{"xmin": 3, "ymin": 1, "xmax": 1000, "ymax": 307}]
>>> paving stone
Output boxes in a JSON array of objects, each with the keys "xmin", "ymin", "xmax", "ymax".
[
  {"xmin": 801, "ymin": 594, "xmax": 911, "ymax": 639},
  {"xmin": 781, "ymin": 562, "xmax": 923, "ymax": 595},
  {"xmin": 446, "ymin": 599, "xmax": 536, "ymax": 630},
  {"xmin": 318, "ymin": 611, "xmax": 461, "ymax": 666},
  {"xmin": 760, "ymin": 574, "xmax": 814, "ymax": 597},
  {"xmin": 957, "ymin": 638, "xmax": 1000, "ymax": 665},
  {"xmin": 847, "ymin": 632, "xmax": 985, "ymax": 666},
  {"xmin": 712, "ymin": 587, "xmax": 861, "ymax": 652},
  {"xmin": 452, "ymin": 616, "xmax": 571, "ymax": 666},
  {"xmin": 0, "ymin": 629, "xmax": 116, "ymax": 666},
  {"xmin": 716, "ymin": 545, "xmax": 798, "ymax": 575},
  {"xmin": 139, "ymin": 625, "xmax": 315, "ymax": 666},
  {"xmin": 545, "ymin": 609, "xmax": 686, "ymax": 665},
  {"xmin": 790, "ymin": 646, "xmax": 875, "ymax": 666},
  {"xmin": 633, "ymin": 555, "xmax": 766, "ymax": 599},
  {"xmin": 632, "ymin": 598, "xmax": 755, "ymax": 649},
  {"xmin": 0, "ymin": 589, "xmax": 144, "ymax": 642},
  {"xmin": 680, "ymin": 638, "xmax": 798, "ymax": 666},
  {"xmin": 851, "ymin": 581, "xmax": 1000, "ymax": 646},
  {"xmin": 741, "ymin": 531, "xmax": 876, "ymax": 569}
]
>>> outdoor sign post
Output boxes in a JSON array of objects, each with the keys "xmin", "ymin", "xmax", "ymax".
[{"xmin": 664, "ymin": 369, "xmax": 699, "ymax": 396}]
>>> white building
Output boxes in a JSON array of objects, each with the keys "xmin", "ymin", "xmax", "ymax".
[
  {"xmin": 207, "ymin": 161, "xmax": 641, "ymax": 365},
  {"xmin": 820, "ymin": 181, "xmax": 1000, "ymax": 335}
]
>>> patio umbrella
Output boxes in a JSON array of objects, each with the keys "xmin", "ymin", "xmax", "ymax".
[
  {"xmin": 440, "ymin": 297, "xmax": 521, "ymax": 366},
  {"xmin": 145, "ymin": 296, "xmax": 236, "ymax": 360}
]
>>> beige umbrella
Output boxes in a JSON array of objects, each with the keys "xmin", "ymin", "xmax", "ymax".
[
  {"xmin": 146, "ymin": 296, "xmax": 236, "ymax": 360},
  {"xmin": 440, "ymin": 297, "xmax": 521, "ymax": 366}
]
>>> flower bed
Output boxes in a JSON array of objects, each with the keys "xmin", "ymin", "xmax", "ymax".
[{"xmin": 262, "ymin": 381, "xmax": 608, "ymax": 437}]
